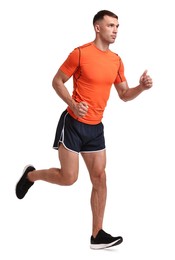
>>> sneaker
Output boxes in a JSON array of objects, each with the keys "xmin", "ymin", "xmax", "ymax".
[
  {"xmin": 90, "ymin": 229, "xmax": 123, "ymax": 250},
  {"xmin": 16, "ymin": 165, "xmax": 35, "ymax": 199}
]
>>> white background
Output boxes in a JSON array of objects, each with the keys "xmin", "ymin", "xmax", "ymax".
[{"xmin": 1, "ymin": 0, "xmax": 175, "ymax": 259}]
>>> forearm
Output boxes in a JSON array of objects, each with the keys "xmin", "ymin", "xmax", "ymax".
[
  {"xmin": 122, "ymin": 84, "xmax": 145, "ymax": 102},
  {"xmin": 52, "ymin": 79, "xmax": 76, "ymax": 110},
  {"xmin": 117, "ymin": 70, "xmax": 153, "ymax": 102}
]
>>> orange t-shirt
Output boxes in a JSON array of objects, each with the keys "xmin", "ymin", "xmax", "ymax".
[{"xmin": 60, "ymin": 42, "xmax": 126, "ymax": 124}]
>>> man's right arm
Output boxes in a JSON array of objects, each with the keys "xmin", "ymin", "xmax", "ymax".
[
  {"xmin": 52, "ymin": 69, "xmax": 88, "ymax": 118},
  {"xmin": 52, "ymin": 69, "xmax": 76, "ymax": 110}
]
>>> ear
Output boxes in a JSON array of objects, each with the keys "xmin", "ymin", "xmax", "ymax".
[{"xmin": 95, "ymin": 24, "xmax": 100, "ymax": 32}]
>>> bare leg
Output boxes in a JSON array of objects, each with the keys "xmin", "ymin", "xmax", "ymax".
[
  {"xmin": 81, "ymin": 150, "xmax": 107, "ymax": 238},
  {"xmin": 28, "ymin": 144, "xmax": 79, "ymax": 186}
]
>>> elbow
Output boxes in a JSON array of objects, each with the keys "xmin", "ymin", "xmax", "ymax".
[
  {"xmin": 121, "ymin": 97, "xmax": 128, "ymax": 102},
  {"xmin": 52, "ymin": 76, "xmax": 60, "ymax": 92},
  {"xmin": 120, "ymin": 93, "xmax": 129, "ymax": 102},
  {"xmin": 52, "ymin": 76, "xmax": 56, "ymax": 90},
  {"xmin": 118, "ymin": 89, "xmax": 129, "ymax": 102}
]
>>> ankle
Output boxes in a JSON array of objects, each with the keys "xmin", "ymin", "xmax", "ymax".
[
  {"xmin": 27, "ymin": 171, "xmax": 35, "ymax": 182},
  {"xmin": 93, "ymin": 228, "xmax": 102, "ymax": 238}
]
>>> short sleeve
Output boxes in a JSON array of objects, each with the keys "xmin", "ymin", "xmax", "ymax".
[
  {"xmin": 114, "ymin": 57, "xmax": 126, "ymax": 84},
  {"xmin": 59, "ymin": 48, "xmax": 80, "ymax": 77}
]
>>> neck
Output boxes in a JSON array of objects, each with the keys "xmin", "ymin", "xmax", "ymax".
[{"xmin": 93, "ymin": 39, "xmax": 110, "ymax": 51}]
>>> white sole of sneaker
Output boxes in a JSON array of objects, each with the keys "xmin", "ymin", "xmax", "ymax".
[{"xmin": 90, "ymin": 240, "xmax": 121, "ymax": 250}]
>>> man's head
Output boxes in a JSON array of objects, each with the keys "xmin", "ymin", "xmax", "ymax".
[
  {"xmin": 93, "ymin": 10, "xmax": 119, "ymax": 45},
  {"xmin": 93, "ymin": 10, "xmax": 118, "ymax": 25}
]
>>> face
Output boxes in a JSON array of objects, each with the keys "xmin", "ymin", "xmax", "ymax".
[{"xmin": 95, "ymin": 15, "xmax": 119, "ymax": 44}]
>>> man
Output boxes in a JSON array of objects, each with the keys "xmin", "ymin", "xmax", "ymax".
[{"xmin": 16, "ymin": 10, "xmax": 153, "ymax": 249}]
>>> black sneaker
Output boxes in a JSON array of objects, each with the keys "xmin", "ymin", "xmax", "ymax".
[
  {"xmin": 16, "ymin": 165, "xmax": 35, "ymax": 199},
  {"xmin": 90, "ymin": 229, "xmax": 123, "ymax": 249}
]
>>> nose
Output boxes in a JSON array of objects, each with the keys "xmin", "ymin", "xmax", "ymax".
[{"xmin": 113, "ymin": 27, "xmax": 118, "ymax": 34}]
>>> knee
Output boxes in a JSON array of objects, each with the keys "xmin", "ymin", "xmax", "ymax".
[
  {"xmin": 91, "ymin": 170, "xmax": 106, "ymax": 189},
  {"xmin": 65, "ymin": 175, "xmax": 78, "ymax": 186},
  {"xmin": 61, "ymin": 169, "xmax": 78, "ymax": 185}
]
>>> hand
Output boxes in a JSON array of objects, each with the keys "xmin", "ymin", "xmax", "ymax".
[
  {"xmin": 72, "ymin": 101, "xmax": 89, "ymax": 118},
  {"xmin": 139, "ymin": 70, "xmax": 153, "ymax": 90}
]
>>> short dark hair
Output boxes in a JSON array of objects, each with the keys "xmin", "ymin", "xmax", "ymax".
[{"xmin": 93, "ymin": 10, "xmax": 118, "ymax": 25}]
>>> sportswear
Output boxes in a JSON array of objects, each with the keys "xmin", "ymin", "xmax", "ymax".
[
  {"xmin": 90, "ymin": 229, "xmax": 123, "ymax": 249},
  {"xmin": 59, "ymin": 42, "xmax": 126, "ymax": 124},
  {"xmin": 16, "ymin": 165, "xmax": 35, "ymax": 199},
  {"xmin": 53, "ymin": 110, "xmax": 105, "ymax": 152}
]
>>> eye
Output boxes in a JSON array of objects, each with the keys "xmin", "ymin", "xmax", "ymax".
[{"xmin": 108, "ymin": 23, "xmax": 119, "ymax": 28}]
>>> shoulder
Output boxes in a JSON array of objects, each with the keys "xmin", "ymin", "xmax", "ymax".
[
  {"xmin": 109, "ymin": 49, "xmax": 122, "ymax": 60},
  {"xmin": 69, "ymin": 42, "xmax": 93, "ymax": 58},
  {"xmin": 78, "ymin": 42, "xmax": 93, "ymax": 50},
  {"xmin": 71, "ymin": 42, "xmax": 95, "ymax": 62}
]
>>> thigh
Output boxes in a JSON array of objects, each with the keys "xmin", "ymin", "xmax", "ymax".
[
  {"xmin": 59, "ymin": 144, "xmax": 79, "ymax": 178},
  {"xmin": 81, "ymin": 150, "xmax": 106, "ymax": 178}
]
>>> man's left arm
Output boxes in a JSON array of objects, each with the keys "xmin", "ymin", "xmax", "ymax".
[{"xmin": 114, "ymin": 70, "xmax": 153, "ymax": 102}]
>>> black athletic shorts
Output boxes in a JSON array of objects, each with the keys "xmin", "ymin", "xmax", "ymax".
[{"xmin": 53, "ymin": 110, "xmax": 106, "ymax": 153}]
